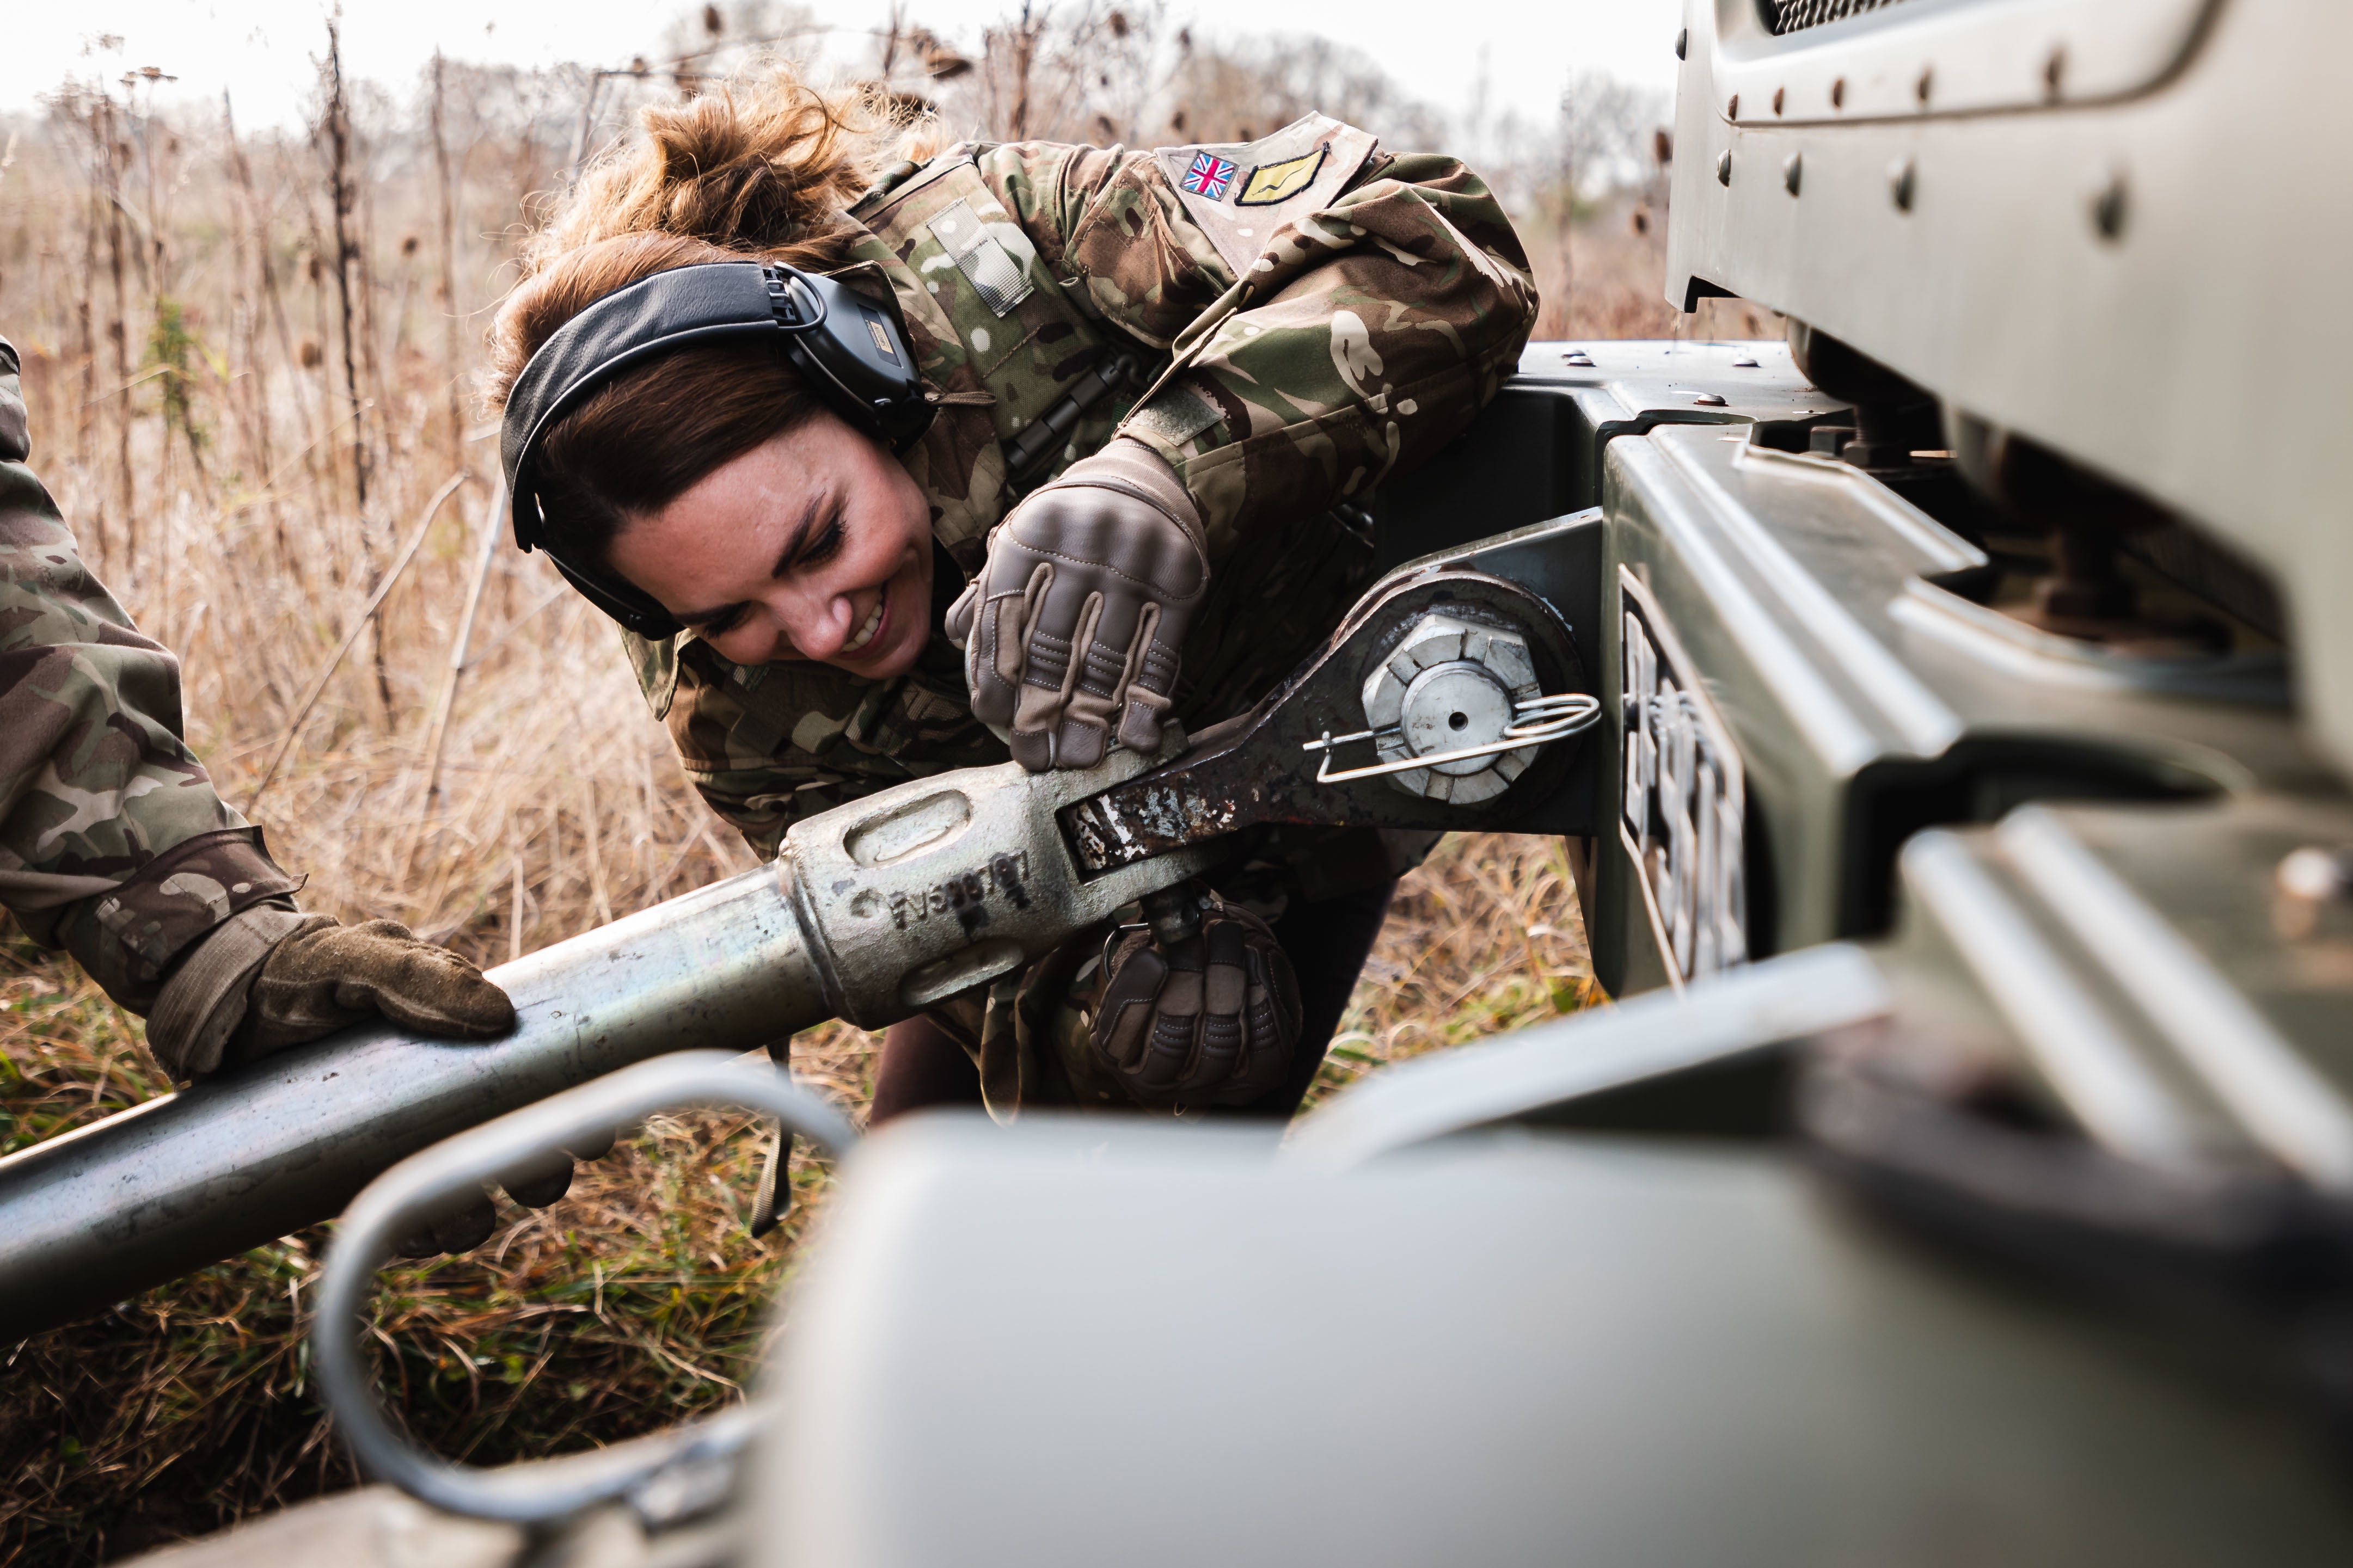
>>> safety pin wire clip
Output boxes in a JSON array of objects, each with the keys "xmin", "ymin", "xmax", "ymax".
[{"xmin": 1300, "ymin": 692, "xmax": 1602, "ymax": 785}]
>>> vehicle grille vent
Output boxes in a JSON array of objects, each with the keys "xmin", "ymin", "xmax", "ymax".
[{"xmin": 1768, "ymin": 0, "xmax": 1919, "ymax": 34}]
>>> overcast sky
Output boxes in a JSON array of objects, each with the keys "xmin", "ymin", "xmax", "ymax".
[{"xmin": 6, "ymin": 1, "xmax": 1683, "ymax": 137}]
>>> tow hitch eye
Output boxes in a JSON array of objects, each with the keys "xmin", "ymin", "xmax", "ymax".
[{"xmin": 1303, "ymin": 610, "xmax": 1601, "ymax": 801}]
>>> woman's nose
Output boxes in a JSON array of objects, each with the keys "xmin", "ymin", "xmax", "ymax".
[{"xmin": 777, "ymin": 589, "xmax": 854, "ymax": 661}]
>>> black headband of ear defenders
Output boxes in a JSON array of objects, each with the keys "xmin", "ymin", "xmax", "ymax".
[{"xmin": 499, "ymin": 260, "xmax": 934, "ymax": 640}]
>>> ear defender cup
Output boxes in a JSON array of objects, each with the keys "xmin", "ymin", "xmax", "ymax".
[{"xmin": 500, "ymin": 260, "xmax": 935, "ymax": 639}]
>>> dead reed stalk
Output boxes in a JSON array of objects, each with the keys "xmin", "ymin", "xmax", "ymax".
[
  {"xmin": 428, "ymin": 54, "xmax": 466, "ymax": 460},
  {"xmin": 317, "ymin": 21, "xmax": 369, "ymax": 514}
]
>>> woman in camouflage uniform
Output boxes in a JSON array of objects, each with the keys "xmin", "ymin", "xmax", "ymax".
[{"xmin": 488, "ymin": 68, "xmax": 1537, "ymax": 1121}]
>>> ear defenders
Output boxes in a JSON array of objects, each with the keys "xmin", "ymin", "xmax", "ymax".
[{"xmin": 499, "ymin": 260, "xmax": 935, "ymax": 640}]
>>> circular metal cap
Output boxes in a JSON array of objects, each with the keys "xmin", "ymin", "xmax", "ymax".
[
  {"xmin": 1359, "ymin": 610, "xmax": 1545, "ymax": 803},
  {"xmin": 1401, "ymin": 661, "xmax": 1517, "ymax": 776}
]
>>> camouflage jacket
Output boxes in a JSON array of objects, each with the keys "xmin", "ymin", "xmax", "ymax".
[
  {"xmin": 0, "ymin": 337, "xmax": 301, "ymax": 1013},
  {"xmin": 624, "ymin": 115, "xmax": 1540, "ymax": 857}
]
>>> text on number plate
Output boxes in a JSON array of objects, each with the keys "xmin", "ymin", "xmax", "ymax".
[{"xmin": 1620, "ymin": 569, "xmax": 1747, "ymax": 982}]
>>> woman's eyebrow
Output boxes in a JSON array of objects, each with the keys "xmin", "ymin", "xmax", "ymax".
[
  {"xmin": 771, "ymin": 492, "xmax": 829, "ymax": 577},
  {"xmin": 670, "ymin": 494, "xmax": 826, "ymax": 625}
]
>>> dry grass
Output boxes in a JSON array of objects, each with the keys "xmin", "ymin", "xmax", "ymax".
[
  {"xmin": 0, "ymin": 828, "xmax": 1592, "ymax": 1563},
  {"xmin": 0, "ymin": 13, "xmax": 1724, "ymax": 1561}
]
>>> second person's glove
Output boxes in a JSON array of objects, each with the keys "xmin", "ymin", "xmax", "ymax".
[
  {"xmin": 1090, "ymin": 897, "xmax": 1303, "ymax": 1109},
  {"xmin": 145, "ymin": 908, "xmax": 517, "ymax": 1079},
  {"xmin": 945, "ymin": 438, "xmax": 1209, "ymax": 772},
  {"xmin": 144, "ymin": 906, "xmax": 568, "ymax": 1255}
]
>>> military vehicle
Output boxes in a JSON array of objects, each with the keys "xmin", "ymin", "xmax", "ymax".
[{"xmin": 10, "ymin": 0, "xmax": 2353, "ymax": 1560}]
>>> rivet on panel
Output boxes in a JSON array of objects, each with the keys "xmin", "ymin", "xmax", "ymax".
[
  {"xmin": 1693, "ymin": 393, "xmax": 1728, "ymax": 407},
  {"xmin": 2277, "ymin": 846, "xmax": 2353, "ymax": 938},
  {"xmin": 1717, "ymin": 149, "xmax": 1732, "ymax": 186},
  {"xmin": 1728, "ymin": 93, "xmax": 1740, "ymax": 120},
  {"xmin": 1676, "ymin": 27, "xmax": 1688, "ymax": 60},
  {"xmin": 1782, "ymin": 152, "xmax": 1803, "ymax": 196},
  {"xmin": 2043, "ymin": 46, "xmax": 2067, "ymax": 100},
  {"xmin": 1889, "ymin": 156, "xmax": 1916, "ymax": 212},
  {"xmin": 1914, "ymin": 67, "xmax": 1933, "ymax": 106},
  {"xmin": 1831, "ymin": 77, "xmax": 1846, "ymax": 109},
  {"xmin": 1772, "ymin": 85, "xmax": 1785, "ymax": 115}
]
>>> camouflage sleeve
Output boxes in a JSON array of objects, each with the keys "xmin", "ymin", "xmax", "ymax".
[
  {"xmin": 0, "ymin": 337, "xmax": 302, "ymax": 1012},
  {"xmin": 975, "ymin": 141, "xmax": 1540, "ymax": 561},
  {"xmin": 972, "ymin": 141, "xmax": 1234, "ymax": 352}
]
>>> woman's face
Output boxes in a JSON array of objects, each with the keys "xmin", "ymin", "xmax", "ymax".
[{"xmin": 605, "ymin": 412, "xmax": 934, "ymax": 676}]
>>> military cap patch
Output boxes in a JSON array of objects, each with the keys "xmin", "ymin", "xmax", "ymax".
[
  {"xmin": 1236, "ymin": 147, "xmax": 1327, "ymax": 207},
  {"xmin": 1181, "ymin": 151, "xmax": 1238, "ymax": 201}
]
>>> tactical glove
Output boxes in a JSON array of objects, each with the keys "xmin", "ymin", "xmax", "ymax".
[
  {"xmin": 146, "ymin": 907, "xmax": 516, "ymax": 1078},
  {"xmin": 231, "ymin": 914, "xmax": 517, "ymax": 1059},
  {"xmin": 260, "ymin": 921, "xmax": 595, "ymax": 1244},
  {"xmin": 145, "ymin": 907, "xmax": 552, "ymax": 1255},
  {"xmin": 1090, "ymin": 898, "xmax": 1303, "ymax": 1109},
  {"xmin": 945, "ymin": 438, "xmax": 1209, "ymax": 772}
]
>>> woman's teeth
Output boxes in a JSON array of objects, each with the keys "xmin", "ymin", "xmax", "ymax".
[{"xmin": 844, "ymin": 596, "xmax": 885, "ymax": 653}]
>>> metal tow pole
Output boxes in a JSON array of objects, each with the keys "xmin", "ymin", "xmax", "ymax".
[
  {"xmin": 0, "ymin": 864, "xmax": 826, "ymax": 1337},
  {"xmin": 0, "ymin": 754, "xmax": 1210, "ymax": 1338}
]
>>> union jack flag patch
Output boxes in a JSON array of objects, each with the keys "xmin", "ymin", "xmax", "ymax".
[{"xmin": 1180, "ymin": 151, "xmax": 1237, "ymax": 201}]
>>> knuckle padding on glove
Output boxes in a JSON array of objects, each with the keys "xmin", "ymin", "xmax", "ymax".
[
  {"xmin": 1089, "ymin": 903, "xmax": 1304, "ymax": 1109},
  {"xmin": 964, "ymin": 440, "xmax": 1208, "ymax": 772},
  {"xmin": 1146, "ymin": 1012, "xmax": 1196, "ymax": 1081},
  {"xmin": 1006, "ymin": 514, "xmax": 1208, "ymax": 599},
  {"xmin": 990, "ymin": 598, "xmax": 1028, "ymax": 687}
]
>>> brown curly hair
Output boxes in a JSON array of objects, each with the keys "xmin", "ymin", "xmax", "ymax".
[{"xmin": 487, "ymin": 64, "xmax": 941, "ymax": 568}]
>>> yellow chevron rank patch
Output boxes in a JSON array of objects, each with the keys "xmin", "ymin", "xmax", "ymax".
[{"xmin": 1236, "ymin": 147, "xmax": 1327, "ymax": 207}]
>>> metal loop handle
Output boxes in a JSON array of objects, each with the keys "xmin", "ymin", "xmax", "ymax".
[
  {"xmin": 1302, "ymin": 691, "xmax": 1602, "ymax": 785},
  {"xmin": 314, "ymin": 1052, "xmax": 858, "ymax": 1526}
]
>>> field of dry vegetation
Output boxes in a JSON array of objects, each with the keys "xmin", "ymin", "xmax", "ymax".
[{"xmin": 0, "ymin": 6, "xmax": 1778, "ymax": 1561}]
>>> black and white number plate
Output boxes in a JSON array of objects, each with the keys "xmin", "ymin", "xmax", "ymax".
[{"xmin": 1619, "ymin": 568, "xmax": 1747, "ymax": 985}]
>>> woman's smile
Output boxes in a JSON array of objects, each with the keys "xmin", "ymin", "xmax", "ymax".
[
  {"xmin": 601, "ymin": 411, "xmax": 934, "ymax": 678},
  {"xmin": 843, "ymin": 592, "xmax": 886, "ymax": 654}
]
